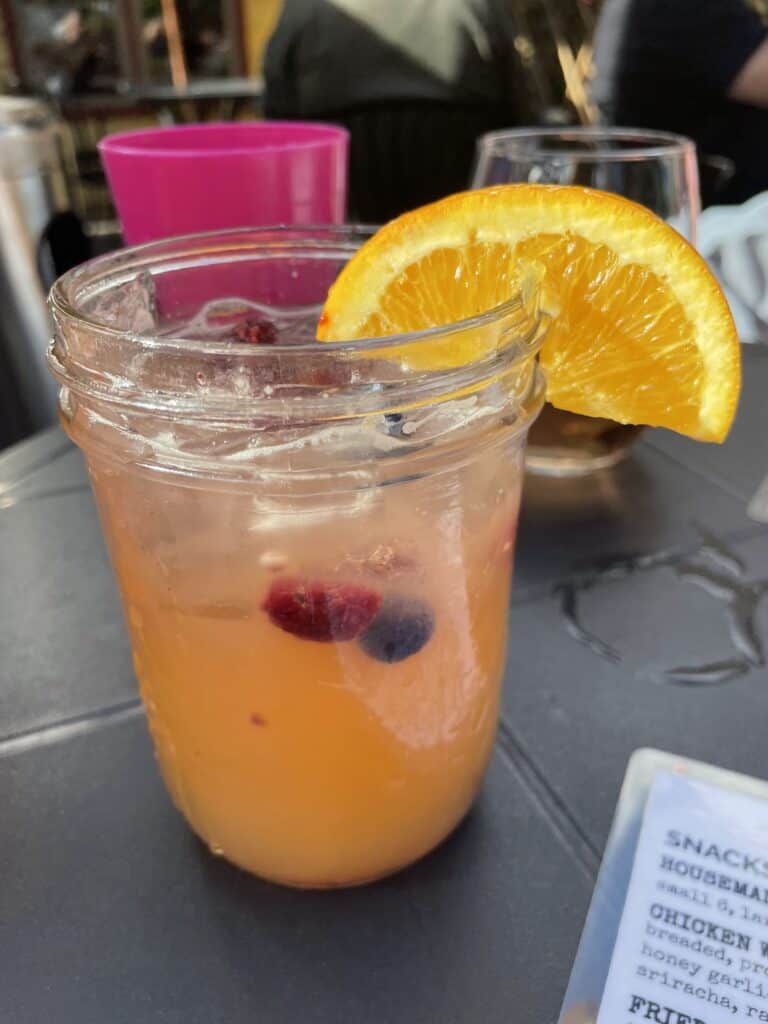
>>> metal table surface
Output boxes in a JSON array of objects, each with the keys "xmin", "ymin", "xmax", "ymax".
[{"xmin": 1, "ymin": 346, "xmax": 767, "ymax": 1023}]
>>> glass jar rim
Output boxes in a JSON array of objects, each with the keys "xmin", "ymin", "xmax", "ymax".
[
  {"xmin": 476, "ymin": 126, "xmax": 696, "ymax": 162},
  {"xmin": 49, "ymin": 223, "xmax": 531, "ymax": 359},
  {"xmin": 48, "ymin": 224, "xmax": 546, "ymax": 481}
]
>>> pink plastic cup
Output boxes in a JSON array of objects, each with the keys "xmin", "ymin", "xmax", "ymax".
[{"xmin": 99, "ymin": 122, "xmax": 349, "ymax": 245}]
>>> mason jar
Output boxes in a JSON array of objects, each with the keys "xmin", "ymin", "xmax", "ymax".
[{"xmin": 48, "ymin": 227, "xmax": 545, "ymax": 888}]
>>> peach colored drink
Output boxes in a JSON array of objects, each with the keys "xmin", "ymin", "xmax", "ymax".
[
  {"xmin": 49, "ymin": 227, "xmax": 544, "ymax": 887},
  {"xmin": 91, "ymin": 446, "xmax": 518, "ymax": 886}
]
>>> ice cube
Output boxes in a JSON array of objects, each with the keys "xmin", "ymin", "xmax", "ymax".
[{"xmin": 85, "ymin": 270, "xmax": 158, "ymax": 333}]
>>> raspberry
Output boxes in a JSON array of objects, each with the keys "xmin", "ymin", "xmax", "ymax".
[
  {"xmin": 262, "ymin": 578, "xmax": 381, "ymax": 642},
  {"xmin": 233, "ymin": 318, "xmax": 279, "ymax": 345}
]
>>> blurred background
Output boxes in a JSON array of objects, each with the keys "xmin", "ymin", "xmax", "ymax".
[
  {"xmin": 0, "ymin": 0, "xmax": 598, "ymax": 240},
  {"xmin": 0, "ymin": 0, "xmax": 599, "ymax": 451}
]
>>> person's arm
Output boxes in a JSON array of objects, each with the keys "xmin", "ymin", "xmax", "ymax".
[
  {"xmin": 729, "ymin": 36, "xmax": 768, "ymax": 107},
  {"xmin": 615, "ymin": 0, "xmax": 768, "ymax": 106}
]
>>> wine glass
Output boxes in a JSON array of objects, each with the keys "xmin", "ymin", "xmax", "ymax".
[{"xmin": 471, "ymin": 127, "xmax": 701, "ymax": 475}]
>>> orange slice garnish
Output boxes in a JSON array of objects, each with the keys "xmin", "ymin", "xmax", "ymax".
[{"xmin": 318, "ymin": 185, "xmax": 740, "ymax": 442}]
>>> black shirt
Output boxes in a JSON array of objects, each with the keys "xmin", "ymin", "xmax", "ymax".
[{"xmin": 595, "ymin": 0, "xmax": 768, "ymax": 204}]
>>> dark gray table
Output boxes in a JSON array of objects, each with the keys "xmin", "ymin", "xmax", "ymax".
[{"xmin": 2, "ymin": 347, "xmax": 767, "ymax": 1023}]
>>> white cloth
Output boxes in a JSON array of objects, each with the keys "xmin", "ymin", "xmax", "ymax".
[{"xmin": 698, "ymin": 192, "xmax": 768, "ymax": 343}]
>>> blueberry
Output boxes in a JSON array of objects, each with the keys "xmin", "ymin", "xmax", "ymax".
[
  {"xmin": 359, "ymin": 595, "xmax": 435, "ymax": 663},
  {"xmin": 384, "ymin": 412, "xmax": 404, "ymax": 437}
]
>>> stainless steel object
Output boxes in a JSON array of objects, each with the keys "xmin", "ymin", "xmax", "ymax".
[{"xmin": 0, "ymin": 96, "xmax": 88, "ymax": 441}]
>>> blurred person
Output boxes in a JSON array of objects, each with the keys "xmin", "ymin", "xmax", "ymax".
[
  {"xmin": 593, "ymin": 0, "xmax": 768, "ymax": 205},
  {"xmin": 264, "ymin": 0, "xmax": 535, "ymax": 222},
  {"xmin": 19, "ymin": 3, "xmax": 118, "ymax": 95}
]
